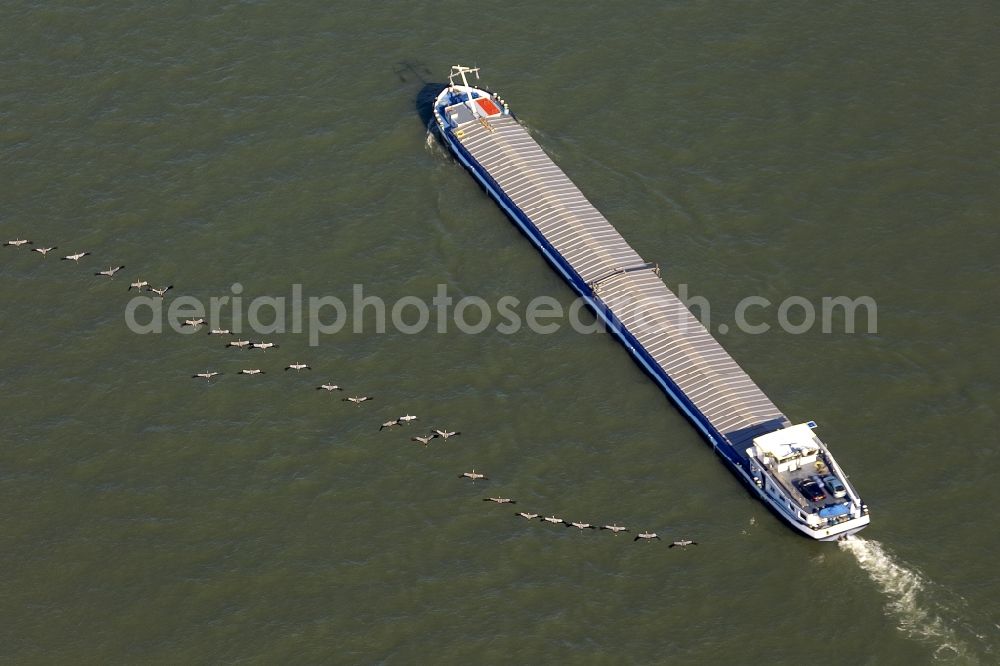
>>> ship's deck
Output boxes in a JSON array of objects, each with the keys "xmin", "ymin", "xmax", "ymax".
[{"xmin": 453, "ymin": 114, "xmax": 788, "ymax": 444}]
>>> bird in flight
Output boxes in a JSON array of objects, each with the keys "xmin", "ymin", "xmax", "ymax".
[
  {"xmin": 458, "ymin": 470, "xmax": 488, "ymax": 481},
  {"xmin": 600, "ymin": 524, "xmax": 629, "ymax": 535},
  {"xmin": 147, "ymin": 284, "xmax": 173, "ymax": 297},
  {"xmin": 95, "ymin": 265, "xmax": 125, "ymax": 278},
  {"xmin": 668, "ymin": 539, "xmax": 698, "ymax": 549}
]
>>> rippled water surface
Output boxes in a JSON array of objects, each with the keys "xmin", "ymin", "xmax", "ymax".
[{"xmin": 2, "ymin": 2, "xmax": 998, "ymax": 663}]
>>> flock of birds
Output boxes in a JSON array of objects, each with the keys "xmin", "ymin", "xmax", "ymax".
[
  {"xmin": 507, "ymin": 508, "xmax": 698, "ymax": 545},
  {"xmin": 6, "ymin": 235, "xmax": 700, "ymax": 549}
]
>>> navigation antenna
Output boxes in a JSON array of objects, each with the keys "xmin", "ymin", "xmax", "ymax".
[{"xmin": 449, "ymin": 65, "xmax": 482, "ymax": 117}]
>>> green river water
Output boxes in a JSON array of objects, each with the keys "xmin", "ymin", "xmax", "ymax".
[{"xmin": 1, "ymin": 2, "xmax": 998, "ymax": 663}]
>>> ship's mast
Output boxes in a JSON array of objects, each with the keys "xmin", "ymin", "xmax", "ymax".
[{"xmin": 449, "ymin": 65, "xmax": 481, "ymax": 117}]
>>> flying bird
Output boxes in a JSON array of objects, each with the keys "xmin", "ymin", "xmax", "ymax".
[
  {"xmin": 565, "ymin": 521, "xmax": 597, "ymax": 530},
  {"xmin": 147, "ymin": 285, "xmax": 173, "ymax": 297},
  {"xmin": 343, "ymin": 396, "xmax": 373, "ymax": 404},
  {"xmin": 182, "ymin": 318, "xmax": 206, "ymax": 328},
  {"xmin": 316, "ymin": 383, "xmax": 343, "ymax": 392},
  {"xmin": 484, "ymin": 497, "xmax": 516, "ymax": 504},
  {"xmin": 634, "ymin": 532, "xmax": 661, "ymax": 542},
  {"xmin": 207, "ymin": 328, "xmax": 232, "ymax": 336},
  {"xmin": 128, "ymin": 278, "xmax": 149, "ymax": 291},
  {"xmin": 600, "ymin": 524, "xmax": 629, "ymax": 535},
  {"xmin": 668, "ymin": 539, "xmax": 698, "ymax": 549},
  {"xmin": 432, "ymin": 429, "xmax": 460, "ymax": 440},
  {"xmin": 192, "ymin": 371, "xmax": 221, "ymax": 380},
  {"xmin": 285, "ymin": 362, "xmax": 311, "ymax": 371},
  {"xmin": 226, "ymin": 339, "xmax": 251, "ymax": 349},
  {"xmin": 458, "ymin": 470, "xmax": 488, "ymax": 480},
  {"xmin": 95, "ymin": 265, "xmax": 125, "ymax": 278},
  {"xmin": 33, "ymin": 246, "xmax": 57, "ymax": 256},
  {"xmin": 411, "ymin": 434, "xmax": 436, "ymax": 446},
  {"xmin": 238, "ymin": 369, "xmax": 265, "ymax": 375},
  {"xmin": 61, "ymin": 251, "xmax": 91, "ymax": 262},
  {"xmin": 252, "ymin": 341, "xmax": 278, "ymax": 351},
  {"xmin": 5, "ymin": 239, "xmax": 32, "ymax": 247},
  {"xmin": 515, "ymin": 512, "xmax": 539, "ymax": 520},
  {"xmin": 398, "ymin": 414, "xmax": 418, "ymax": 423},
  {"xmin": 540, "ymin": 515, "xmax": 564, "ymax": 524},
  {"xmin": 379, "ymin": 419, "xmax": 400, "ymax": 431}
]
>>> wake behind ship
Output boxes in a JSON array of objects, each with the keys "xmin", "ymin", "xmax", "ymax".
[{"xmin": 432, "ymin": 65, "xmax": 870, "ymax": 540}]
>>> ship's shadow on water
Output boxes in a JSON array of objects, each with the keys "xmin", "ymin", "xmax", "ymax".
[
  {"xmin": 415, "ymin": 82, "xmax": 445, "ymax": 137},
  {"xmin": 390, "ymin": 60, "xmax": 445, "ymax": 140}
]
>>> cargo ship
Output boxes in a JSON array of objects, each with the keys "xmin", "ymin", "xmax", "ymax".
[{"xmin": 432, "ymin": 65, "xmax": 869, "ymax": 540}]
